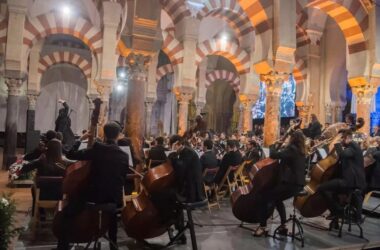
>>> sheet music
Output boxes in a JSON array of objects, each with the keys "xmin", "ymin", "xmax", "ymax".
[
  {"xmin": 263, "ymin": 148, "xmax": 269, "ymax": 158},
  {"xmin": 78, "ymin": 142, "xmax": 88, "ymax": 150},
  {"xmin": 165, "ymin": 150, "xmax": 175, "ymax": 157},
  {"xmin": 120, "ymin": 146, "xmax": 133, "ymax": 166}
]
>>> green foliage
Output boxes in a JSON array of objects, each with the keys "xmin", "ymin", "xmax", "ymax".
[{"xmin": 0, "ymin": 193, "xmax": 23, "ymax": 249}]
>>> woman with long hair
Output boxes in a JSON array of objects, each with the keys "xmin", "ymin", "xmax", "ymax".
[{"xmin": 254, "ymin": 130, "xmax": 306, "ymax": 237}]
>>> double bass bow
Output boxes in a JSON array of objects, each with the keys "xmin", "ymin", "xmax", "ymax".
[{"xmin": 230, "ymin": 119, "xmax": 301, "ymax": 223}]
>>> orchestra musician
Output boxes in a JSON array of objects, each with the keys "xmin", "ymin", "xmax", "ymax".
[
  {"xmin": 302, "ymin": 114, "xmax": 322, "ymax": 139},
  {"xmin": 317, "ymin": 129, "xmax": 366, "ymax": 223},
  {"xmin": 213, "ymin": 140, "xmax": 243, "ymax": 186},
  {"xmin": 365, "ymin": 136, "xmax": 380, "ymax": 192},
  {"xmin": 254, "ymin": 130, "xmax": 306, "ymax": 237},
  {"xmin": 200, "ymin": 139, "xmax": 219, "ymax": 184},
  {"xmin": 243, "ymin": 139, "xmax": 264, "ymax": 163},
  {"xmin": 146, "ymin": 136, "xmax": 168, "ymax": 168},
  {"xmin": 58, "ymin": 122, "xmax": 130, "ymax": 250},
  {"xmin": 55, "ymin": 99, "xmax": 75, "ymax": 148}
]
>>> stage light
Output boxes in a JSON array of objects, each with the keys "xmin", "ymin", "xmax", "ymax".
[
  {"xmin": 119, "ymin": 71, "xmax": 126, "ymax": 79},
  {"xmin": 116, "ymin": 84, "xmax": 124, "ymax": 92},
  {"xmin": 62, "ymin": 5, "xmax": 71, "ymax": 16}
]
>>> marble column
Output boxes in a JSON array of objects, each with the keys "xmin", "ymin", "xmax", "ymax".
[
  {"xmin": 125, "ymin": 54, "xmax": 148, "ymax": 162},
  {"xmin": 25, "ymin": 92, "xmax": 39, "ymax": 153},
  {"xmin": 324, "ymin": 103, "xmax": 333, "ymax": 124},
  {"xmin": 174, "ymin": 86, "xmax": 194, "ymax": 136},
  {"xmin": 262, "ymin": 73, "xmax": 285, "ymax": 146},
  {"xmin": 3, "ymin": 78, "xmax": 23, "ymax": 169},
  {"xmin": 352, "ymin": 86, "xmax": 376, "ymax": 134},
  {"xmin": 145, "ymin": 98, "xmax": 155, "ymax": 137},
  {"xmin": 96, "ymin": 84, "xmax": 112, "ymax": 138},
  {"xmin": 238, "ymin": 104, "xmax": 244, "ymax": 133},
  {"xmin": 239, "ymin": 94, "xmax": 256, "ymax": 133},
  {"xmin": 334, "ymin": 104, "xmax": 345, "ymax": 123},
  {"xmin": 195, "ymin": 101, "xmax": 205, "ymax": 116}
]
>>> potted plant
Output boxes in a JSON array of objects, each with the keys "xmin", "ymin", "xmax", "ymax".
[{"xmin": 0, "ymin": 194, "xmax": 23, "ymax": 249}]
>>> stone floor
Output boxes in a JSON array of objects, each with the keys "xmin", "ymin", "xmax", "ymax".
[{"xmin": 1, "ymin": 147, "xmax": 380, "ymax": 250}]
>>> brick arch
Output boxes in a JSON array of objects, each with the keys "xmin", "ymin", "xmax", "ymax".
[
  {"xmin": 156, "ymin": 64, "xmax": 174, "ymax": 83},
  {"xmin": 206, "ymin": 70, "xmax": 240, "ymax": 92},
  {"xmin": 236, "ymin": 0, "xmax": 273, "ymax": 35},
  {"xmin": 299, "ymin": 0, "xmax": 368, "ymax": 54},
  {"xmin": 24, "ymin": 12, "xmax": 103, "ymax": 54},
  {"xmin": 197, "ymin": 0, "xmax": 254, "ymax": 40},
  {"xmin": 162, "ymin": 30, "xmax": 184, "ymax": 65},
  {"xmin": 159, "ymin": 0, "xmax": 191, "ymax": 25},
  {"xmin": 38, "ymin": 51, "xmax": 92, "ymax": 79},
  {"xmin": 293, "ymin": 57, "xmax": 307, "ymax": 85},
  {"xmin": 196, "ymin": 39, "xmax": 250, "ymax": 74},
  {"xmin": 296, "ymin": 25, "xmax": 311, "ymax": 48}
]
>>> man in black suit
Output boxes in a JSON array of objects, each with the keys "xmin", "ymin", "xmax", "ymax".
[
  {"xmin": 213, "ymin": 140, "xmax": 243, "ymax": 186},
  {"xmin": 243, "ymin": 140, "xmax": 263, "ymax": 163},
  {"xmin": 59, "ymin": 122, "xmax": 130, "ymax": 250},
  {"xmin": 147, "ymin": 137, "xmax": 167, "ymax": 168},
  {"xmin": 302, "ymin": 114, "xmax": 322, "ymax": 139},
  {"xmin": 318, "ymin": 129, "xmax": 366, "ymax": 221},
  {"xmin": 200, "ymin": 139, "xmax": 218, "ymax": 184}
]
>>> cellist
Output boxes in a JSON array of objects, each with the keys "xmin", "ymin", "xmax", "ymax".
[
  {"xmin": 254, "ymin": 130, "xmax": 306, "ymax": 237},
  {"xmin": 57, "ymin": 122, "xmax": 130, "ymax": 250},
  {"xmin": 317, "ymin": 129, "xmax": 366, "ymax": 223}
]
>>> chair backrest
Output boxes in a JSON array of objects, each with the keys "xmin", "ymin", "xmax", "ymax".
[{"xmin": 35, "ymin": 176, "xmax": 63, "ymax": 201}]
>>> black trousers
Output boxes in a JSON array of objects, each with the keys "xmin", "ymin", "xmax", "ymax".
[
  {"xmin": 258, "ymin": 183, "xmax": 302, "ymax": 227},
  {"xmin": 318, "ymin": 178, "xmax": 363, "ymax": 220}
]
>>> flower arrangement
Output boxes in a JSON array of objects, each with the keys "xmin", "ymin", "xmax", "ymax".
[
  {"xmin": 9, "ymin": 159, "xmax": 32, "ymax": 181},
  {"xmin": 0, "ymin": 194, "xmax": 23, "ymax": 249}
]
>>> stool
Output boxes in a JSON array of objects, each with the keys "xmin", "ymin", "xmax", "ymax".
[
  {"xmin": 167, "ymin": 199, "xmax": 208, "ymax": 250},
  {"xmin": 273, "ymin": 190, "xmax": 307, "ymax": 247},
  {"xmin": 329, "ymin": 189, "xmax": 364, "ymax": 239},
  {"xmin": 84, "ymin": 203, "xmax": 117, "ymax": 250}
]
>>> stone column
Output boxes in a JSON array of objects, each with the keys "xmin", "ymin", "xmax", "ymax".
[
  {"xmin": 296, "ymin": 102, "xmax": 310, "ymax": 129},
  {"xmin": 145, "ymin": 97, "xmax": 155, "ymax": 137},
  {"xmin": 262, "ymin": 73, "xmax": 285, "ymax": 146},
  {"xmin": 125, "ymin": 54, "xmax": 148, "ymax": 162},
  {"xmin": 334, "ymin": 104, "xmax": 345, "ymax": 123},
  {"xmin": 96, "ymin": 84, "xmax": 112, "ymax": 138},
  {"xmin": 239, "ymin": 94, "xmax": 256, "ymax": 133},
  {"xmin": 352, "ymin": 86, "xmax": 376, "ymax": 134},
  {"xmin": 3, "ymin": 78, "xmax": 23, "ymax": 169},
  {"xmin": 25, "ymin": 92, "xmax": 40, "ymax": 153},
  {"xmin": 173, "ymin": 86, "xmax": 194, "ymax": 136},
  {"xmin": 324, "ymin": 103, "xmax": 333, "ymax": 124}
]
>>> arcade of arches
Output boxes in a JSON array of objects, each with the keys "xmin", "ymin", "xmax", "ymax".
[{"xmin": 1, "ymin": 0, "xmax": 380, "ymax": 167}]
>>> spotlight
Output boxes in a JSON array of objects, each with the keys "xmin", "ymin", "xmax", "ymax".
[
  {"xmin": 116, "ymin": 84, "xmax": 124, "ymax": 92},
  {"xmin": 119, "ymin": 71, "xmax": 126, "ymax": 79},
  {"xmin": 62, "ymin": 5, "xmax": 71, "ymax": 16},
  {"xmin": 221, "ymin": 34, "xmax": 228, "ymax": 42}
]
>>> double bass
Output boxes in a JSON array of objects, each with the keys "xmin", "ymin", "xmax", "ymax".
[
  {"xmin": 122, "ymin": 161, "xmax": 176, "ymax": 240},
  {"xmin": 230, "ymin": 119, "xmax": 301, "ymax": 223},
  {"xmin": 52, "ymin": 98, "xmax": 105, "ymax": 243}
]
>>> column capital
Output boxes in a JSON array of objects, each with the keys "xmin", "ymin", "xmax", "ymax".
[
  {"xmin": 352, "ymin": 85, "xmax": 377, "ymax": 105},
  {"xmin": 27, "ymin": 93, "xmax": 38, "ymax": 110},
  {"xmin": 97, "ymin": 84, "xmax": 112, "ymax": 101},
  {"xmin": 173, "ymin": 86, "xmax": 194, "ymax": 103},
  {"xmin": 261, "ymin": 72, "xmax": 287, "ymax": 96},
  {"xmin": 126, "ymin": 53, "xmax": 150, "ymax": 81},
  {"xmin": 7, "ymin": 0, "xmax": 28, "ymax": 14},
  {"xmin": 5, "ymin": 78, "xmax": 24, "ymax": 96},
  {"xmin": 239, "ymin": 94, "xmax": 258, "ymax": 108}
]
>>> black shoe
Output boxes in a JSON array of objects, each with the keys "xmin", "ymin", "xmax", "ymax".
[
  {"xmin": 252, "ymin": 227, "xmax": 268, "ymax": 237},
  {"xmin": 329, "ymin": 220, "xmax": 339, "ymax": 230},
  {"xmin": 277, "ymin": 225, "xmax": 288, "ymax": 236}
]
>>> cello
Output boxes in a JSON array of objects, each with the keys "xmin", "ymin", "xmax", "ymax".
[
  {"xmin": 230, "ymin": 119, "xmax": 301, "ymax": 223},
  {"xmin": 52, "ymin": 98, "xmax": 106, "ymax": 243},
  {"xmin": 294, "ymin": 121, "xmax": 364, "ymax": 217}
]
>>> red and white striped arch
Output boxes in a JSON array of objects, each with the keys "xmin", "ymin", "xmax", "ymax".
[
  {"xmin": 298, "ymin": 0, "xmax": 368, "ymax": 54},
  {"xmin": 196, "ymin": 39, "xmax": 250, "ymax": 74},
  {"xmin": 159, "ymin": 0, "xmax": 191, "ymax": 25},
  {"xmin": 38, "ymin": 51, "xmax": 92, "ymax": 79},
  {"xmin": 162, "ymin": 30, "xmax": 184, "ymax": 65},
  {"xmin": 156, "ymin": 64, "xmax": 174, "ymax": 83},
  {"xmin": 0, "ymin": 16, "xmax": 7, "ymax": 44},
  {"xmin": 296, "ymin": 2, "xmax": 311, "ymax": 48},
  {"xmin": 24, "ymin": 12, "xmax": 103, "ymax": 54},
  {"xmin": 197, "ymin": 0, "xmax": 254, "ymax": 40},
  {"xmin": 236, "ymin": 0, "xmax": 273, "ymax": 35},
  {"xmin": 293, "ymin": 57, "xmax": 307, "ymax": 85},
  {"xmin": 206, "ymin": 70, "xmax": 240, "ymax": 92}
]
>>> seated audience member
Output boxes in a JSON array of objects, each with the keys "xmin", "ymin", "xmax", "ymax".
[
  {"xmin": 147, "ymin": 137, "xmax": 168, "ymax": 168},
  {"xmin": 244, "ymin": 140, "xmax": 262, "ymax": 163},
  {"xmin": 213, "ymin": 140, "xmax": 243, "ymax": 186},
  {"xmin": 200, "ymin": 139, "xmax": 219, "ymax": 184}
]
